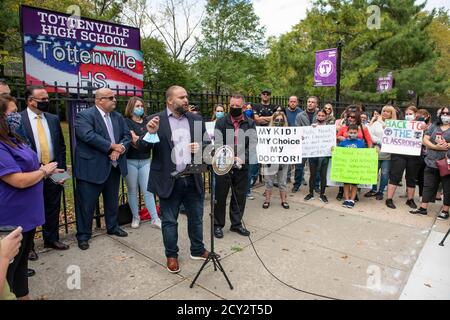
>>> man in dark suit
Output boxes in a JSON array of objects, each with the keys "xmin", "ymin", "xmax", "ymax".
[
  {"xmin": 142, "ymin": 85, "xmax": 213, "ymax": 274},
  {"xmin": 21, "ymin": 86, "xmax": 68, "ymax": 253},
  {"xmin": 74, "ymin": 88, "xmax": 131, "ymax": 250}
]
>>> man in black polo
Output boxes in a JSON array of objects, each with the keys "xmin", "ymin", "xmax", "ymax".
[{"xmin": 253, "ymin": 89, "xmax": 277, "ymax": 126}]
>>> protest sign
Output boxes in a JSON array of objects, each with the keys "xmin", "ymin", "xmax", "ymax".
[
  {"xmin": 380, "ymin": 120, "xmax": 425, "ymax": 156},
  {"xmin": 301, "ymin": 125, "xmax": 336, "ymax": 158},
  {"xmin": 326, "ymin": 159, "xmax": 372, "ymax": 189},
  {"xmin": 256, "ymin": 126, "xmax": 302, "ymax": 164},
  {"xmin": 21, "ymin": 5, "xmax": 143, "ymax": 94},
  {"xmin": 330, "ymin": 147, "xmax": 378, "ymax": 185}
]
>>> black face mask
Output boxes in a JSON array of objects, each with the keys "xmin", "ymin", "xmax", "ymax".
[
  {"xmin": 175, "ymin": 105, "xmax": 187, "ymax": 115},
  {"xmin": 37, "ymin": 101, "xmax": 50, "ymax": 112},
  {"xmin": 230, "ymin": 107, "xmax": 243, "ymax": 117}
]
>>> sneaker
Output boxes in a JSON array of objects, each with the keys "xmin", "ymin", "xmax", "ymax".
[
  {"xmin": 409, "ymin": 207, "xmax": 427, "ymax": 215},
  {"xmin": 151, "ymin": 217, "xmax": 162, "ymax": 229},
  {"xmin": 364, "ymin": 191, "xmax": 377, "ymax": 197},
  {"xmin": 347, "ymin": 201, "xmax": 355, "ymax": 209},
  {"xmin": 437, "ymin": 211, "xmax": 449, "ymax": 220},
  {"xmin": 319, "ymin": 194, "xmax": 328, "ymax": 203},
  {"xmin": 342, "ymin": 200, "xmax": 351, "ymax": 208},
  {"xmin": 292, "ymin": 186, "xmax": 300, "ymax": 193},
  {"xmin": 304, "ymin": 194, "xmax": 314, "ymax": 201},
  {"xmin": 386, "ymin": 199, "xmax": 396, "ymax": 209},
  {"xmin": 336, "ymin": 192, "xmax": 344, "ymax": 201},
  {"xmin": 247, "ymin": 194, "xmax": 255, "ymax": 200},
  {"xmin": 375, "ymin": 192, "xmax": 384, "ymax": 200},
  {"xmin": 406, "ymin": 199, "xmax": 417, "ymax": 209},
  {"xmin": 131, "ymin": 217, "xmax": 140, "ymax": 229}
]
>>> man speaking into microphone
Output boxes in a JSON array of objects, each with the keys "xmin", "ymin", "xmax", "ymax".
[
  {"xmin": 213, "ymin": 94, "xmax": 257, "ymax": 239},
  {"xmin": 141, "ymin": 85, "xmax": 212, "ymax": 274}
]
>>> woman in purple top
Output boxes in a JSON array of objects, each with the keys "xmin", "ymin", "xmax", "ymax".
[{"xmin": 0, "ymin": 95, "xmax": 59, "ymax": 300}]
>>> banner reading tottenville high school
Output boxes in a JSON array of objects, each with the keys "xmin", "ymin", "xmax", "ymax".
[
  {"xmin": 20, "ymin": 5, "xmax": 143, "ymax": 95},
  {"xmin": 330, "ymin": 147, "xmax": 378, "ymax": 185},
  {"xmin": 380, "ymin": 120, "xmax": 425, "ymax": 156},
  {"xmin": 256, "ymin": 127, "xmax": 302, "ymax": 164},
  {"xmin": 301, "ymin": 125, "xmax": 336, "ymax": 158}
]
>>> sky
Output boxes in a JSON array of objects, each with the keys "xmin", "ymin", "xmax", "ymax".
[{"xmin": 252, "ymin": 0, "xmax": 450, "ymax": 37}]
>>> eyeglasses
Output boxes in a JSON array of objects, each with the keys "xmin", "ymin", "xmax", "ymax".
[
  {"xmin": 348, "ymin": 115, "xmax": 356, "ymax": 119},
  {"xmin": 441, "ymin": 112, "xmax": 449, "ymax": 115},
  {"xmin": 100, "ymin": 96, "xmax": 115, "ymax": 101}
]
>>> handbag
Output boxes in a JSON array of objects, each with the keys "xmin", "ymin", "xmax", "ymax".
[
  {"xmin": 117, "ymin": 193, "xmax": 133, "ymax": 226},
  {"xmin": 436, "ymin": 156, "xmax": 450, "ymax": 177}
]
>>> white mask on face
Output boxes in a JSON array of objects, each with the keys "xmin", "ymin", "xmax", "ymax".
[
  {"xmin": 442, "ymin": 115, "xmax": 450, "ymax": 125},
  {"xmin": 405, "ymin": 114, "xmax": 415, "ymax": 121}
]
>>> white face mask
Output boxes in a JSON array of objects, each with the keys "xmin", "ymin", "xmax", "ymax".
[
  {"xmin": 442, "ymin": 115, "xmax": 450, "ymax": 125},
  {"xmin": 405, "ymin": 114, "xmax": 415, "ymax": 121}
]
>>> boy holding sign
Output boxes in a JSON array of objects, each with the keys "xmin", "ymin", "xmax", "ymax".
[{"xmin": 338, "ymin": 124, "xmax": 367, "ymax": 209}]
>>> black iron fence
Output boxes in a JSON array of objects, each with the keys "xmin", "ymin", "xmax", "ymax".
[{"xmin": 5, "ymin": 79, "xmax": 442, "ymax": 236}]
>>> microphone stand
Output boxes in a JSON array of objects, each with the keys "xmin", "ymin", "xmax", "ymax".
[
  {"xmin": 439, "ymin": 227, "xmax": 450, "ymax": 246},
  {"xmin": 190, "ymin": 165, "xmax": 233, "ymax": 289}
]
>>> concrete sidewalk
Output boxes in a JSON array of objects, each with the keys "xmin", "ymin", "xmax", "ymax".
[{"xmin": 29, "ymin": 186, "xmax": 450, "ymax": 300}]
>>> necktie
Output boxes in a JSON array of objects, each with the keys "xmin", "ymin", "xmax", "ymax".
[
  {"xmin": 36, "ymin": 115, "xmax": 50, "ymax": 164},
  {"xmin": 105, "ymin": 113, "xmax": 118, "ymax": 167}
]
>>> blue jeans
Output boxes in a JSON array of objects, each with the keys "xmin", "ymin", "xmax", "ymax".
[
  {"xmin": 125, "ymin": 159, "xmax": 158, "ymax": 221},
  {"xmin": 294, "ymin": 162, "xmax": 305, "ymax": 188},
  {"xmin": 247, "ymin": 163, "xmax": 259, "ymax": 195},
  {"xmin": 371, "ymin": 160, "xmax": 391, "ymax": 194},
  {"xmin": 159, "ymin": 176, "xmax": 205, "ymax": 258}
]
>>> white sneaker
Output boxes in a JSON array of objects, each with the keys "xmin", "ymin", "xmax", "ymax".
[
  {"xmin": 131, "ymin": 217, "xmax": 140, "ymax": 229},
  {"xmin": 151, "ymin": 217, "xmax": 162, "ymax": 229}
]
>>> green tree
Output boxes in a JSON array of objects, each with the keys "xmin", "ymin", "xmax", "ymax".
[
  {"xmin": 266, "ymin": 0, "xmax": 448, "ymax": 105},
  {"xmin": 193, "ymin": 0, "xmax": 266, "ymax": 94}
]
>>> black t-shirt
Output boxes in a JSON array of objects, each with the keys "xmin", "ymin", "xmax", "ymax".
[
  {"xmin": 253, "ymin": 104, "xmax": 277, "ymax": 126},
  {"xmin": 125, "ymin": 118, "xmax": 151, "ymax": 160},
  {"xmin": 306, "ymin": 111, "xmax": 315, "ymax": 125}
]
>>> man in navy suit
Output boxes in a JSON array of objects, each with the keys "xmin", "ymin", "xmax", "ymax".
[
  {"xmin": 142, "ymin": 85, "xmax": 214, "ymax": 273},
  {"xmin": 74, "ymin": 88, "xmax": 131, "ymax": 250},
  {"xmin": 20, "ymin": 87, "xmax": 68, "ymax": 253}
]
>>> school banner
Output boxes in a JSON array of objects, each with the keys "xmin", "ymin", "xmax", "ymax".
[
  {"xmin": 20, "ymin": 5, "xmax": 143, "ymax": 95},
  {"xmin": 380, "ymin": 120, "xmax": 425, "ymax": 156},
  {"xmin": 301, "ymin": 125, "xmax": 336, "ymax": 158},
  {"xmin": 377, "ymin": 72, "xmax": 393, "ymax": 93},
  {"xmin": 330, "ymin": 147, "xmax": 378, "ymax": 185},
  {"xmin": 256, "ymin": 126, "xmax": 302, "ymax": 164},
  {"xmin": 314, "ymin": 48, "xmax": 337, "ymax": 87}
]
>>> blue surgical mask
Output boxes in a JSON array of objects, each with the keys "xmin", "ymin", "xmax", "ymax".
[
  {"xmin": 215, "ymin": 111, "xmax": 224, "ymax": 119},
  {"xmin": 133, "ymin": 107, "xmax": 144, "ymax": 117},
  {"xmin": 7, "ymin": 112, "xmax": 22, "ymax": 132},
  {"xmin": 244, "ymin": 110, "xmax": 254, "ymax": 118}
]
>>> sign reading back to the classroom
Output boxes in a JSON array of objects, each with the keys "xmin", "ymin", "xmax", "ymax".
[
  {"xmin": 381, "ymin": 120, "xmax": 425, "ymax": 156},
  {"xmin": 330, "ymin": 147, "xmax": 378, "ymax": 185}
]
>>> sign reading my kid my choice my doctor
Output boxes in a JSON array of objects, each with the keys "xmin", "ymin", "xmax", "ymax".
[
  {"xmin": 20, "ymin": 5, "xmax": 143, "ymax": 94},
  {"xmin": 380, "ymin": 120, "xmax": 425, "ymax": 156},
  {"xmin": 256, "ymin": 126, "xmax": 303, "ymax": 164}
]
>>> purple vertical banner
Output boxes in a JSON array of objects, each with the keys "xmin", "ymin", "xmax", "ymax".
[
  {"xmin": 377, "ymin": 72, "xmax": 393, "ymax": 93},
  {"xmin": 314, "ymin": 48, "xmax": 337, "ymax": 87}
]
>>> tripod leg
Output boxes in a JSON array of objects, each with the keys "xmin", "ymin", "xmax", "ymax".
[
  {"xmin": 190, "ymin": 255, "xmax": 212, "ymax": 288},
  {"xmin": 213, "ymin": 256, "xmax": 234, "ymax": 290},
  {"xmin": 439, "ymin": 227, "xmax": 450, "ymax": 247}
]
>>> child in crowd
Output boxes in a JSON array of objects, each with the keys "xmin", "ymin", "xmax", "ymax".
[{"xmin": 338, "ymin": 124, "xmax": 367, "ymax": 209}]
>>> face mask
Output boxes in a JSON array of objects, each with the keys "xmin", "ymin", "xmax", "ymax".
[
  {"xmin": 230, "ymin": 107, "xmax": 243, "ymax": 118},
  {"xmin": 417, "ymin": 116, "xmax": 425, "ymax": 122},
  {"xmin": 405, "ymin": 115, "xmax": 415, "ymax": 121},
  {"xmin": 442, "ymin": 116, "xmax": 450, "ymax": 125},
  {"xmin": 36, "ymin": 101, "xmax": 50, "ymax": 112},
  {"xmin": 244, "ymin": 110, "xmax": 254, "ymax": 118},
  {"xmin": 274, "ymin": 120, "xmax": 285, "ymax": 127},
  {"xmin": 133, "ymin": 107, "xmax": 144, "ymax": 117},
  {"xmin": 7, "ymin": 112, "xmax": 22, "ymax": 132},
  {"xmin": 348, "ymin": 133, "xmax": 358, "ymax": 140},
  {"xmin": 215, "ymin": 111, "xmax": 225, "ymax": 119},
  {"xmin": 175, "ymin": 105, "xmax": 187, "ymax": 115}
]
